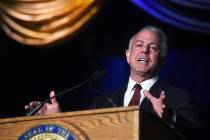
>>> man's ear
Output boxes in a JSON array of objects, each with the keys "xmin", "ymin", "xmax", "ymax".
[{"xmin": 125, "ymin": 49, "xmax": 130, "ymax": 64}]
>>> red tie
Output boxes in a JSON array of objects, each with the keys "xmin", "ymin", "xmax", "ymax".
[{"xmin": 129, "ymin": 84, "xmax": 142, "ymax": 106}]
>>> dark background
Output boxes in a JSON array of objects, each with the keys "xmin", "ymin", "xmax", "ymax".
[{"xmin": 1, "ymin": 1, "xmax": 210, "ymax": 140}]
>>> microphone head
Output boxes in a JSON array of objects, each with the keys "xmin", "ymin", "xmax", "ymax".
[{"xmin": 92, "ymin": 70, "xmax": 107, "ymax": 78}]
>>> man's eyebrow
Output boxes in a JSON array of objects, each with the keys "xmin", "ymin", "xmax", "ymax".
[
  {"xmin": 150, "ymin": 42, "xmax": 159, "ymax": 45},
  {"xmin": 135, "ymin": 40, "xmax": 144, "ymax": 43}
]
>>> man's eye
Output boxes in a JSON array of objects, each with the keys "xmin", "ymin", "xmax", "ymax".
[
  {"xmin": 150, "ymin": 46, "xmax": 158, "ymax": 51},
  {"xmin": 136, "ymin": 44, "xmax": 143, "ymax": 47}
]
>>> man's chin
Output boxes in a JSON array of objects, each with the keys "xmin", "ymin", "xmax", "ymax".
[
  {"xmin": 135, "ymin": 69, "xmax": 147, "ymax": 75},
  {"xmin": 135, "ymin": 67, "xmax": 148, "ymax": 73},
  {"xmin": 135, "ymin": 69, "xmax": 156, "ymax": 77}
]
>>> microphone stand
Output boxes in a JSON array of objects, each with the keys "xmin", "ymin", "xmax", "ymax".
[
  {"xmin": 88, "ymin": 81, "xmax": 116, "ymax": 107},
  {"xmin": 25, "ymin": 70, "xmax": 106, "ymax": 116}
]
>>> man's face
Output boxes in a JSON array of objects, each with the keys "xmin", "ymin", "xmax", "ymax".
[{"xmin": 126, "ymin": 29, "xmax": 162, "ymax": 77}]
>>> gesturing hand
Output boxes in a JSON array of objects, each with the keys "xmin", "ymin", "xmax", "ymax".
[
  {"xmin": 143, "ymin": 90, "xmax": 166, "ymax": 118},
  {"xmin": 25, "ymin": 91, "xmax": 61, "ymax": 115}
]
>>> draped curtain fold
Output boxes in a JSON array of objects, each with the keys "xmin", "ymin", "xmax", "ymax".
[
  {"xmin": 0, "ymin": 0, "xmax": 102, "ymax": 46},
  {"xmin": 131, "ymin": 0, "xmax": 210, "ymax": 34}
]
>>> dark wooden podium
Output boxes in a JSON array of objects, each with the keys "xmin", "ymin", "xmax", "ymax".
[{"xmin": 0, "ymin": 106, "xmax": 185, "ymax": 140}]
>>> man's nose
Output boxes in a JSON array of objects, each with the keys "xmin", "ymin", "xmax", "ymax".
[{"xmin": 141, "ymin": 45, "xmax": 149, "ymax": 53}]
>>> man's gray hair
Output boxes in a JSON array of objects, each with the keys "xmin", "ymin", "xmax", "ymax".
[{"xmin": 128, "ymin": 25, "xmax": 168, "ymax": 58}]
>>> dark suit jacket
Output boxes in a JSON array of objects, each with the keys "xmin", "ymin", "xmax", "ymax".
[{"xmin": 92, "ymin": 80, "xmax": 201, "ymax": 140}]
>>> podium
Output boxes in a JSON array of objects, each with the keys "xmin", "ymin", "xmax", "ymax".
[{"xmin": 0, "ymin": 106, "xmax": 185, "ymax": 140}]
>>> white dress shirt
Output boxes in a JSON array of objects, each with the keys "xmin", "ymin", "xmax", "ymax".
[{"xmin": 124, "ymin": 77, "xmax": 159, "ymax": 107}]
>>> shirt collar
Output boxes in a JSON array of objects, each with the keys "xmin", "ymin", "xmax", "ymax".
[{"xmin": 128, "ymin": 76, "xmax": 159, "ymax": 91}]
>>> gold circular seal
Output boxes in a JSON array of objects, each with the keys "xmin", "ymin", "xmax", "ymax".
[
  {"xmin": 18, "ymin": 124, "xmax": 80, "ymax": 140},
  {"xmin": 29, "ymin": 133, "xmax": 65, "ymax": 140}
]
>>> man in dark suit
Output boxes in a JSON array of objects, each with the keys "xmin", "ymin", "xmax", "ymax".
[
  {"xmin": 25, "ymin": 25, "xmax": 201, "ymax": 140},
  {"xmin": 92, "ymin": 25, "xmax": 201, "ymax": 140}
]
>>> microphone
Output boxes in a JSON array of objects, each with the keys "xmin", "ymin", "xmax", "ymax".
[{"xmin": 25, "ymin": 70, "xmax": 107, "ymax": 116}]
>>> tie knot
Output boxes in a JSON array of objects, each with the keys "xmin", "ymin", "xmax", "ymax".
[{"xmin": 133, "ymin": 84, "xmax": 142, "ymax": 90}]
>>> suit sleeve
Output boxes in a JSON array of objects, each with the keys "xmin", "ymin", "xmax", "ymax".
[{"xmin": 167, "ymin": 88, "xmax": 202, "ymax": 140}]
